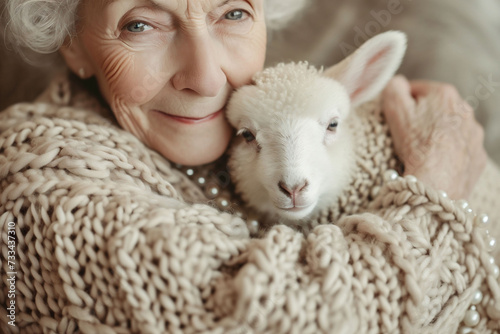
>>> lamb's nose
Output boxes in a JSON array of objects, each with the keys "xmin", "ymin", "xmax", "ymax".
[{"xmin": 278, "ymin": 180, "xmax": 308, "ymax": 199}]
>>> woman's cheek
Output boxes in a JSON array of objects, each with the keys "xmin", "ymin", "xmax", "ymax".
[
  {"xmin": 224, "ymin": 25, "xmax": 266, "ymax": 88},
  {"xmin": 107, "ymin": 64, "xmax": 155, "ymax": 143},
  {"xmin": 112, "ymin": 98, "xmax": 150, "ymax": 142},
  {"xmin": 96, "ymin": 47, "xmax": 164, "ymax": 106},
  {"xmin": 119, "ymin": 55, "xmax": 168, "ymax": 105}
]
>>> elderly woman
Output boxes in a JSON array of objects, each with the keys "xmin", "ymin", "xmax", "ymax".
[{"xmin": 1, "ymin": 0, "xmax": 500, "ymax": 333}]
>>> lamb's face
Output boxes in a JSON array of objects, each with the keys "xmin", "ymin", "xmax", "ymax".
[
  {"xmin": 227, "ymin": 32, "xmax": 408, "ymax": 222},
  {"xmin": 227, "ymin": 63, "xmax": 355, "ymax": 222}
]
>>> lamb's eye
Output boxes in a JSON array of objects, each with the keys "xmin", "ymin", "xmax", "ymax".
[
  {"xmin": 327, "ymin": 120, "xmax": 339, "ymax": 131},
  {"xmin": 241, "ymin": 129, "xmax": 256, "ymax": 143}
]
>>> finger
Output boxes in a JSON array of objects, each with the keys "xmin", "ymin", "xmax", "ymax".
[
  {"xmin": 382, "ymin": 76, "xmax": 418, "ymax": 162},
  {"xmin": 412, "ymin": 81, "xmax": 472, "ymax": 121},
  {"xmin": 408, "ymin": 80, "xmax": 440, "ymax": 97},
  {"xmin": 382, "ymin": 75, "xmax": 415, "ymax": 125},
  {"xmin": 410, "ymin": 80, "xmax": 460, "ymax": 100},
  {"xmin": 453, "ymin": 99, "xmax": 475, "ymax": 119}
]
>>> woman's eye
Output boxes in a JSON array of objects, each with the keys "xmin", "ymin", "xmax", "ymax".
[
  {"xmin": 225, "ymin": 9, "xmax": 244, "ymax": 20},
  {"xmin": 327, "ymin": 120, "xmax": 339, "ymax": 131},
  {"xmin": 241, "ymin": 129, "xmax": 256, "ymax": 143},
  {"xmin": 125, "ymin": 22, "xmax": 153, "ymax": 33}
]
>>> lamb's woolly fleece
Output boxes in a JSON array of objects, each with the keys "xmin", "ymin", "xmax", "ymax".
[
  {"xmin": 233, "ymin": 62, "xmax": 349, "ymax": 120},
  {"xmin": 1, "ymin": 74, "xmax": 500, "ymax": 333}
]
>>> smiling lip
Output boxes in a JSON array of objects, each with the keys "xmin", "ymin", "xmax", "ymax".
[
  {"xmin": 156, "ymin": 109, "xmax": 223, "ymax": 124},
  {"xmin": 278, "ymin": 204, "xmax": 313, "ymax": 212}
]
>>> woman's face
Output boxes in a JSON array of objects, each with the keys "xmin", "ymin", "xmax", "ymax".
[{"xmin": 64, "ymin": 0, "xmax": 267, "ymax": 165}]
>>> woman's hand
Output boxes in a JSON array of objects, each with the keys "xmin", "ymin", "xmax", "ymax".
[{"xmin": 382, "ymin": 75, "xmax": 487, "ymax": 199}]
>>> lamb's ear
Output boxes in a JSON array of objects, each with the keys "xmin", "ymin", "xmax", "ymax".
[{"xmin": 324, "ymin": 31, "xmax": 407, "ymax": 107}]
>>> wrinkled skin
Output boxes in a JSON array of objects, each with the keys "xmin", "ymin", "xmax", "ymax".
[
  {"xmin": 382, "ymin": 75, "xmax": 487, "ymax": 199},
  {"xmin": 60, "ymin": 0, "xmax": 267, "ymax": 165}
]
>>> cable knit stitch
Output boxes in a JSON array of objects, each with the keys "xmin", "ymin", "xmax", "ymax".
[{"xmin": 1, "ymin": 73, "xmax": 500, "ymax": 334}]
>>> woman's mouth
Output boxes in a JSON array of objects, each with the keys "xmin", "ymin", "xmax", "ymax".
[
  {"xmin": 278, "ymin": 203, "xmax": 313, "ymax": 212},
  {"xmin": 155, "ymin": 109, "xmax": 223, "ymax": 124}
]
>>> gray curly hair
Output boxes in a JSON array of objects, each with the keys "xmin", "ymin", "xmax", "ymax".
[{"xmin": 4, "ymin": 0, "xmax": 309, "ymax": 55}]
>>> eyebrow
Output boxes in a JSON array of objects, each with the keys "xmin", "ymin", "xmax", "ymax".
[
  {"xmin": 102, "ymin": 0, "xmax": 164, "ymax": 10},
  {"xmin": 102, "ymin": 0, "xmax": 233, "ymax": 11}
]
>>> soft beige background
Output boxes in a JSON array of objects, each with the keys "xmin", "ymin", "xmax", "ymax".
[{"xmin": 1, "ymin": 0, "xmax": 499, "ymax": 163}]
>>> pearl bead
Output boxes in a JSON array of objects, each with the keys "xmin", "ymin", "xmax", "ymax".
[
  {"xmin": 489, "ymin": 256, "xmax": 496, "ymax": 265},
  {"xmin": 216, "ymin": 197, "xmax": 230, "ymax": 210},
  {"xmin": 493, "ymin": 265, "xmax": 500, "ymax": 278},
  {"xmin": 487, "ymin": 236, "xmax": 497, "ymax": 252},
  {"xmin": 463, "ymin": 308, "xmax": 480, "ymax": 327},
  {"xmin": 475, "ymin": 214, "xmax": 490, "ymax": 226},
  {"xmin": 383, "ymin": 169, "xmax": 399, "ymax": 182},
  {"xmin": 204, "ymin": 184, "xmax": 220, "ymax": 199},
  {"xmin": 487, "ymin": 299, "xmax": 500, "ymax": 319},
  {"xmin": 438, "ymin": 190, "xmax": 448, "ymax": 198},
  {"xmin": 471, "ymin": 290, "xmax": 483, "ymax": 305},
  {"xmin": 196, "ymin": 176, "xmax": 206, "ymax": 186},
  {"xmin": 466, "ymin": 207, "xmax": 473, "ymax": 214},
  {"xmin": 457, "ymin": 200, "xmax": 469, "ymax": 209},
  {"xmin": 457, "ymin": 327, "xmax": 472, "ymax": 334},
  {"xmin": 247, "ymin": 218, "xmax": 259, "ymax": 235},
  {"xmin": 185, "ymin": 168, "xmax": 195, "ymax": 177},
  {"xmin": 405, "ymin": 175, "xmax": 417, "ymax": 183}
]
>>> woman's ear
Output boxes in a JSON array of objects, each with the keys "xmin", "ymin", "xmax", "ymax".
[
  {"xmin": 59, "ymin": 36, "xmax": 95, "ymax": 79},
  {"xmin": 323, "ymin": 30, "xmax": 407, "ymax": 107}
]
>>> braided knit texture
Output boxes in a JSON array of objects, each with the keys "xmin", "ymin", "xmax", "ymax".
[{"xmin": 1, "ymin": 74, "xmax": 500, "ymax": 334}]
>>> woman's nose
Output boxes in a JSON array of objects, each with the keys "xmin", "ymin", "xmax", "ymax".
[{"xmin": 171, "ymin": 35, "xmax": 227, "ymax": 97}]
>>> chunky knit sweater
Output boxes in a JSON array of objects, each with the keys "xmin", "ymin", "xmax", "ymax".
[{"xmin": 1, "ymin": 73, "xmax": 500, "ymax": 334}]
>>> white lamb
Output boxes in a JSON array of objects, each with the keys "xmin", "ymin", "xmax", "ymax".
[{"xmin": 226, "ymin": 31, "xmax": 407, "ymax": 226}]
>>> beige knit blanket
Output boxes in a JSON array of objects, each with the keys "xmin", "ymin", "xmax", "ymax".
[{"xmin": 1, "ymin": 74, "xmax": 500, "ymax": 333}]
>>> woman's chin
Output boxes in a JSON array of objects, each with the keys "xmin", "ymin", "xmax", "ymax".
[
  {"xmin": 151, "ymin": 122, "xmax": 233, "ymax": 166},
  {"xmin": 164, "ymin": 143, "xmax": 229, "ymax": 166}
]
